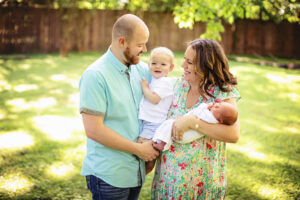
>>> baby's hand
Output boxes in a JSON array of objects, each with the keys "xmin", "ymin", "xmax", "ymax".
[{"xmin": 140, "ymin": 77, "xmax": 149, "ymax": 89}]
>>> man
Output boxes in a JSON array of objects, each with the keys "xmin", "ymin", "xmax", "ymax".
[{"xmin": 79, "ymin": 14, "xmax": 159, "ymax": 200}]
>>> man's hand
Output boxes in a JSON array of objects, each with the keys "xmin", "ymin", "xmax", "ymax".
[
  {"xmin": 136, "ymin": 141, "xmax": 159, "ymax": 161},
  {"xmin": 172, "ymin": 115, "xmax": 195, "ymax": 142},
  {"xmin": 140, "ymin": 78, "xmax": 149, "ymax": 90}
]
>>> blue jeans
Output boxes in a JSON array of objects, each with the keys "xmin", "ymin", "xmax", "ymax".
[{"xmin": 86, "ymin": 175, "xmax": 142, "ymax": 200}]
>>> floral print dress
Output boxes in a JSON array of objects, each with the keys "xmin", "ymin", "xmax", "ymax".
[{"xmin": 151, "ymin": 78, "xmax": 241, "ymax": 200}]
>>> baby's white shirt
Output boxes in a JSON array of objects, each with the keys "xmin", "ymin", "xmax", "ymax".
[{"xmin": 139, "ymin": 77, "xmax": 173, "ymax": 123}]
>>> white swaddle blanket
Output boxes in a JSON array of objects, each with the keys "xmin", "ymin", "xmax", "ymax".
[{"xmin": 153, "ymin": 103, "xmax": 218, "ymax": 151}]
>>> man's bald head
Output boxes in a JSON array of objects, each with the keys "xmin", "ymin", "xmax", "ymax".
[{"xmin": 112, "ymin": 14, "xmax": 148, "ymax": 42}]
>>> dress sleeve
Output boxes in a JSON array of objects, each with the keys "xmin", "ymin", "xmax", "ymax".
[
  {"xmin": 215, "ymin": 86, "xmax": 241, "ymax": 102},
  {"xmin": 79, "ymin": 70, "xmax": 107, "ymax": 116}
]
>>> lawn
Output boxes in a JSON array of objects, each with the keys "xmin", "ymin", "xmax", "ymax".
[{"xmin": 0, "ymin": 52, "xmax": 299, "ymax": 200}]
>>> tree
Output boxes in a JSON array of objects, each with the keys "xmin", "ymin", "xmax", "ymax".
[
  {"xmin": 171, "ymin": 0, "xmax": 300, "ymax": 40},
  {"xmin": 121, "ymin": 0, "xmax": 300, "ymax": 40}
]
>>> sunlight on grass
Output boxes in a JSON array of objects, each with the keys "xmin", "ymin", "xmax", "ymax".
[
  {"xmin": 228, "ymin": 144, "xmax": 299, "ymax": 168},
  {"xmin": 0, "ymin": 110, "xmax": 4, "ymax": 120},
  {"xmin": 45, "ymin": 58, "xmax": 56, "ymax": 64},
  {"xmin": 14, "ymin": 84, "xmax": 38, "ymax": 92},
  {"xmin": 0, "ymin": 173, "xmax": 33, "ymax": 193},
  {"xmin": 68, "ymin": 93, "xmax": 79, "ymax": 106},
  {"xmin": 62, "ymin": 144, "xmax": 86, "ymax": 163},
  {"xmin": 51, "ymin": 74, "xmax": 78, "ymax": 88},
  {"xmin": 0, "ymin": 80, "xmax": 12, "ymax": 91},
  {"xmin": 229, "ymin": 145, "xmax": 266, "ymax": 160},
  {"xmin": 287, "ymin": 74, "xmax": 300, "ymax": 81},
  {"xmin": 33, "ymin": 115, "xmax": 83, "ymax": 141},
  {"xmin": 0, "ymin": 131, "xmax": 34, "ymax": 149},
  {"xmin": 51, "ymin": 89, "xmax": 64, "ymax": 95},
  {"xmin": 51, "ymin": 74, "xmax": 66, "ymax": 81},
  {"xmin": 29, "ymin": 74, "xmax": 44, "ymax": 81},
  {"xmin": 68, "ymin": 79, "xmax": 79, "ymax": 88},
  {"xmin": 285, "ymin": 127, "xmax": 300, "ymax": 134},
  {"xmin": 286, "ymin": 93, "xmax": 299, "ymax": 102},
  {"xmin": 7, "ymin": 97, "xmax": 57, "ymax": 110},
  {"xmin": 257, "ymin": 185, "xmax": 285, "ymax": 200},
  {"xmin": 266, "ymin": 74, "xmax": 292, "ymax": 84},
  {"xmin": 261, "ymin": 125, "xmax": 279, "ymax": 133},
  {"xmin": 46, "ymin": 163, "xmax": 76, "ymax": 179},
  {"xmin": 20, "ymin": 63, "xmax": 30, "ymax": 70}
]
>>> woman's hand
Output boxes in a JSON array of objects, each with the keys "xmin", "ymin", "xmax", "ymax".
[{"xmin": 172, "ymin": 115, "xmax": 195, "ymax": 142}]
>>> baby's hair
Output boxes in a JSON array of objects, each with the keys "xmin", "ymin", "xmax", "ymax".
[
  {"xmin": 220, "ymin": 103, "xmax": 238, "ymax": 125},
  {"xmin": 150, "ymin": 47, "xmax": 174, "ymax": 64}
]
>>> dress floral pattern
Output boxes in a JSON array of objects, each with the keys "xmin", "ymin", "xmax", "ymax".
[{"xmin": 151, "ymin": 78, "xmax": 241, "ymax": 200}]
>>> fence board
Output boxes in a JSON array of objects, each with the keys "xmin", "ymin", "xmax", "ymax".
[{"xmin": 0, "ymin": 8, "xmax": 299, "ymax": 58}]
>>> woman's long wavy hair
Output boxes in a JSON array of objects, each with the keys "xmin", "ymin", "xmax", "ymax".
[{"xmin": 189, "ymin": 39, "xmax": 237, "ymax": 98}]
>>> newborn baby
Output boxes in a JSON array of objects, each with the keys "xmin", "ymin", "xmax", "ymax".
[{"xmin": 153, "ymin": 101, "xmax": 238, "ymax": 151}]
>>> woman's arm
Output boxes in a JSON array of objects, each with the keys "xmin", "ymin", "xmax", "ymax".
[{"xmin": 172, "ymin": 98, "xmax": 240, "ymax": 143}]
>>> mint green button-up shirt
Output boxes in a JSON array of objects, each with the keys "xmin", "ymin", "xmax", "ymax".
[{"xmin": 79, "ymin": 48, "xmax": 151, "ymax": 188}]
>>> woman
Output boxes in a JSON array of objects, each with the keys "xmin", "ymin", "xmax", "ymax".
[{"xmin": 151, "ymin": 39, "xmax": 241, "ymax": 199}]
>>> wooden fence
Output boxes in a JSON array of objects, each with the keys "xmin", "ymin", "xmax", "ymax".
[{"xmin": 1, "ymin": 8, "xmax": 299, "ymax": 58}]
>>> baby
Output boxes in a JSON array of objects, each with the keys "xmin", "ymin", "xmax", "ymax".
[
  {"xmin": 153, "ymin": 101, "xmax": 238, "ymax": 151},
  {"xmin": 138, "ymin": 47, "xmax": 175, "ymax": 145}
]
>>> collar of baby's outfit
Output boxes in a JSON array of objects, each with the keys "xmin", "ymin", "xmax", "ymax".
[
  {"xmin": 106, "ymin": 47, "xmax": 131, "ymax": 74},
  {"xmin": 152, "ymin": 76, "xmax": 166, "ymax": 81}
]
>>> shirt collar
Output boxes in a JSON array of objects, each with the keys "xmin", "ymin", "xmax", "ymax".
[{"xmin": 106, "ymin": 47, "xmax": 130, "ymax": 73}]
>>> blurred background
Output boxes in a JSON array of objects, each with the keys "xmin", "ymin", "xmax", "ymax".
[
  {"xmin": 1, "ymin": 0, "xmax": 300, "ymax": 59},
  {"xmin": 0, "ymin": 0, "xmax": 299, "ymax": 199}
]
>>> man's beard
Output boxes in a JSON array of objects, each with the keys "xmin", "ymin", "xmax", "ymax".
[{"xmin": 124, "ymin": 47, "xmax": 140, "ymax": 66}]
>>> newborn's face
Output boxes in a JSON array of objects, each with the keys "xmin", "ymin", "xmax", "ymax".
[
  {"xmin": 209, "ymin": 102, "xmax": 233, "ymax": 121},
  {"xmin": 208, "ymin": 103, "xmax": 223, "ymax": 121}
]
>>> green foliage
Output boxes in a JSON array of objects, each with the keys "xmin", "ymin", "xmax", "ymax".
[
  {"xmin": 0, "ymin": 52, "xmax": 300, "ymax": 199},
  {"xmin": 1, "ymin": 0, "xmax": 299, "ymax": 40},
  {"xmin": 172, "ymin": 0, "xmax": 300, "ymax": 40}
]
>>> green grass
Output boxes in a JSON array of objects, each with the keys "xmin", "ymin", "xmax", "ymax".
[{"xmin": 0, "ymin": 52, "xmax": 299, "ymax": 200}]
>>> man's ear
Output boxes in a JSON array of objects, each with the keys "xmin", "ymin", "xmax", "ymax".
[
  {"xmin": 169, "ymin": 64, "xmax": 175, "ymax": 72},
  {"xmin": 118, "ymin": 37, "xmax": 126, "ymax": 48}
]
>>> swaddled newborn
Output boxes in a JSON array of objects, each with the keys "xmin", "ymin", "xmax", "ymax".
[{"xmin": 153, "ymin": 101, "xmax": 238, "ymax": 151}]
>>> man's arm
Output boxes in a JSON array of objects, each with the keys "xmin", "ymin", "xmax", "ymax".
[
  {"xmin": 140, "ymin": 78, "xmax": 160, "ymax": 104},
  {"xmin": 82, "ymin": 113, "xmax": 159, "ymax": 161}
]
